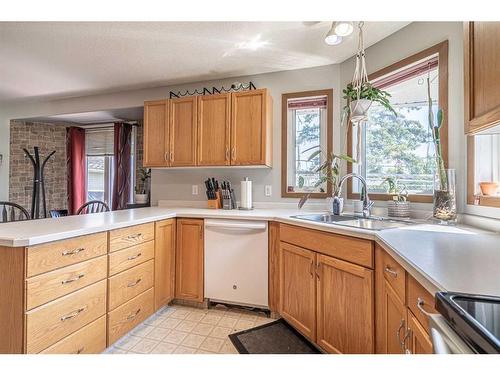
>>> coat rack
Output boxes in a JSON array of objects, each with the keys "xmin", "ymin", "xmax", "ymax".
[
  {"xmin": 23, "ymin": 147, "xmax": 56, "ymax": 219},
  {"xmin": 169, "ymin": 81, "xmax": 256, "ymax": 99}
]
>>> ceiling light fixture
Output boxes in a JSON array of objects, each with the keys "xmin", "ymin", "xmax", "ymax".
[
  {"xmin": 324, "ymin": 23, "xmax": 343, "ymax": 45},
  {"xmin": 334, "ymin": 21, "xmax": 354, "ymax": 37}
]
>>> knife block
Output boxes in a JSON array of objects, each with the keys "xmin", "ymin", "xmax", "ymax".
[{"xmin": 207, "ymin": 191, "xmax": 222, "ymax": 209}]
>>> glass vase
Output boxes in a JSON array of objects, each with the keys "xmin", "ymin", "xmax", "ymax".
[{"xmin": 433, "ymin": 168, "xmax": 457, "ymax": 223}]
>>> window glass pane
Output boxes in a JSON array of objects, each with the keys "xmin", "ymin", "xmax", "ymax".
[
  {"xmin": 286, "ymin": 95, "xmax": 327, "ymax": 193},
  {"xmin": 474, "ymin": 133, "xmax": 500, "ymax": 196},
  {"xmin": 352, "ymin": 57, "xmax": 438, "ymax": 195},
  {"xmin": 87, "ymin": 156, "xmax": 105, "ymax": 202}
]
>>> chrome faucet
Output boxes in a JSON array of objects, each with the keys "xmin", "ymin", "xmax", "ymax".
[{"xmin": 335, "ymin": 173, "xmax": 374, "ymax": 218}]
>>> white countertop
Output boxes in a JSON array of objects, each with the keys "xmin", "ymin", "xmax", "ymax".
[{"xmin": 1, "ymin": 206, "xmax": 499, "ymax": 297}]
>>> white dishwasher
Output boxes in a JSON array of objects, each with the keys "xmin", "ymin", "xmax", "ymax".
[{"xmin": 204, "ymin": 219, "xmax": 268, "ymax": 308}]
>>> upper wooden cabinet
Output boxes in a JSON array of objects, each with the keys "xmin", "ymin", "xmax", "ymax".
[
  {"xmin": 197, "ymin": 93, "xmax": 231, "ymax": 166},
  {"xmin": 175, "ymin": 218, "xmax": 204, "ymax": 302},
  {"xmin": 231, "ymin": 89, "xmax": 273, "ymax": 166},
  {"xmin": 464, "ymin": 22, "xmax": 500, "ymax": 133},
  {"xmin": 169, "ymin": 97, "xmax": 198, "ymax": 166},
  {"xmin": 143, "ymin": 89, "xmax": 273, "ymax": 168},
  {"xmin": 143, "ymin": 100, "xmax": 169, "ymax": 167}
]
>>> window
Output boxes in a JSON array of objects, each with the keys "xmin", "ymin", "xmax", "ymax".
[
  {"xmin": 467, "ymin": 128, "xmax": 500, "ymax": 208},
  {"xmin": 86, "ymin": 128, "xmax": 115, "ymax": 206},
  {"xmin": 348, "ymin": 41, "xmax": 448, "ymax": 203},
  {"xmin": 281, "ymin": 89, "xmax": 333, "ymax": 198}
]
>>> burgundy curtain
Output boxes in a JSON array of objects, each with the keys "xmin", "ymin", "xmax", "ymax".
[
  {"xmin": 67, "ymin": 127, "xmax": 86, "ymax": 215},
  {"xmin": 112, "ymin": 122, "xmax": 132, "ymax": 210}
]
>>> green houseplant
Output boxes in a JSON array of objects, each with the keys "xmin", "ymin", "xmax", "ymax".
[
  {"xmin": 135, "ymin": 168, "xmax": 151, "ymax": 204},
  {"xmin": 382, "ymin": 177, "xmax": 410, "ymax": 218},
  {"xmin": 298, "ymin": 150, "xmax": 356, "ymax": 209}
]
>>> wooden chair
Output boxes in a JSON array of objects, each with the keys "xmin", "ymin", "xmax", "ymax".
[
  {"xmin": 76, "ymin": 200, "xmax": 110, "ymax": 215},
  {"xmin": 0, "ymin": 201, "xmax": 30, "ymax": 222},
  {"xmin": 49, "ymin": 209, "xmax": 68, "ymax": 218}
]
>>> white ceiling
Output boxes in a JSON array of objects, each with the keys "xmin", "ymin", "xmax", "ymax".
[
  {"xmin": 0, "ymin": 22, "xmax": 410, "ymax": 103},
  {"xmin": 19, "ymin": 107, "xmax": 144, "ymax": 125}
]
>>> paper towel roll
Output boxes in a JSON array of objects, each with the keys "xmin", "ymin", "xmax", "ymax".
[{"xmin": 240, "ymin": 178, "xmax": 253, "ymax": 209}]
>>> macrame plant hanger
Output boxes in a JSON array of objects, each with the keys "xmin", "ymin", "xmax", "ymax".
[{"xmin": 349, "ymin": 21, "xmax": 370, "ymax": 163}]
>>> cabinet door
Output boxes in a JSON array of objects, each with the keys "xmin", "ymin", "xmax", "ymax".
[
  {"xmin": 279, "ymin": 242, "xmax": 316, "ymax": 341},
  {"xmin": 379, "ymin": 279, "xmax": 407, "ymax": 354},
  {"xmin": 231, "ymin": 89, "xmax": 272, "ymax": 166},
  {"xmin": 175, "ymin": 218, "xmax": 204, "ymax": 302},
  {"xmin": 316, "ymin": 254, "xmax": 374, "ymax": 353},
  {"xmin": 143, "ymin": 100, "xmax": 169, "ymax": 167},
  {"xmin": 197, "ymin": 94, "xmax": 231, "ymax": 166},
  {"xmin": 169, "ymin": 97, "xmax": 198, "ymax": 166},
  {"xmin": 464, "ymin": 22, "xmax": 500, "ymax": 133},
  {"xmin": 406, "ymin": 310, "xmax": 433, "ymax": 354},
  {"xmin": 154, "ymin": 219, "xmax": 176, "ymax": 310}
]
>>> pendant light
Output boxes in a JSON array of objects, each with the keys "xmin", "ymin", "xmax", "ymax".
[
  {"xmin": 324, "ymin": 22, "xmax": 343, "ymax": 45},
  {"xmin": 334, "ymin": 21, "xmax": 354, "ymax": 37}
]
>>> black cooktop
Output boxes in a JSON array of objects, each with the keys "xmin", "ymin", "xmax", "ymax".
[{"xmin": 436, "ymin": 292, "xmax": 500, "ymax": 354}]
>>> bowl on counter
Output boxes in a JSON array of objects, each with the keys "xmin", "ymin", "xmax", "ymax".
[{"xmin": 479, "ymin": 182, "xmax": 499, "ymax": 196}]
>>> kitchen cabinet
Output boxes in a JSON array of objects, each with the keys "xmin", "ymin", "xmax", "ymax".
[
  {"xmin": 197, "ymin": 93, "xmax": 231, "ymax": 166},
  {"xmin": 154, "ymin": 219, "xmax": 176, "ymax": 310},
  {"xmin": 231, "ymin": 89, "xmax": 273, "ymax": 166},
  {"xmin": 378, "ymin": 279, "xmax": 406, "ymax": 354},
  {"xmin": 175, "ymin": 218, "xmax": 204, "ymax": 302},
  {"xmin": 169, "ymin": 96, "xmax": 198, "ymax": 166},
  {"xmin": 279, "ymin": 242, "xmax": 316, "ymax": 341},
  {"xmin": 406, "ymin": 310, "xmax": 433, "ymax": 354},
  {"xmin": 316, "ymin": 254, "xmax": 374, "ymax": 354},
  {"xmin": 143, "ymin": 100, "xmax": 169, "ymax": 167},
  {"xmin": 464, "ymin": 22, "xmax": 500, "ymax": 133}
]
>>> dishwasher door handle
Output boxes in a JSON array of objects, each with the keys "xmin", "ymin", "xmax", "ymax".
[{"xmin": 204, "ymin": 220, "xmax": 267, "ymax": 231}]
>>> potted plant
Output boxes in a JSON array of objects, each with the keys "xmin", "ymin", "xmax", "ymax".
[
  {"xmin": 298, "ymin": 150, "xmax": 356, "ymax": 212},
  {"xmin": 382, "ymin": 177, "xmax": 410, "ymax": 218},
  {"xmin": 342, "ymin": 82, "xmax": 397, "ymax": 124},
  {"xmin": 135, "ymin": 168, "xmax": 151, "ymax": 204}
]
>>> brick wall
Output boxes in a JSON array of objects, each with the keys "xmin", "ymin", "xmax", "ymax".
[{"xmin": 9, "ymin": 120, "xmax": 68, "ymax": 216}]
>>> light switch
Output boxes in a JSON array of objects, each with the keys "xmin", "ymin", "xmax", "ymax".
[{"xmin": 192, "ymin": 185, "xmax": 199, "ymax": 195}]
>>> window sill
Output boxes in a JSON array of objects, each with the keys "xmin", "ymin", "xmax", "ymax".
[
  {"xmin": 348, "ymin": 192, "xmax": 433, "ymax": 204},
  {"xmin": 470, "ymin": 195, "xmax": 500, "ymax": 208}
]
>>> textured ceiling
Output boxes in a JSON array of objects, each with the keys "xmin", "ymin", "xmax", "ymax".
[{"xmin": 0, "ymin": 21, "xmax": 410, "ymax": 103}]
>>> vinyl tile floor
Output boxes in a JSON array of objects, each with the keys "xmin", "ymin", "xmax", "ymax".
[{"xmin": 102, "ymin": 304, "xmax": 275, "ymax": 354}]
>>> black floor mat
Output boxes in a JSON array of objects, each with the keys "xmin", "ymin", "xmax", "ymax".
[{"xmin": 228, "ymin": 319, "xmax": 321, "ymax": 354}]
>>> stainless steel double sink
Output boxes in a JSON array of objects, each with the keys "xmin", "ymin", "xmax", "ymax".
[{"xmin": 290, "ymin": 213, "xmax": 416, "ymax": 231}]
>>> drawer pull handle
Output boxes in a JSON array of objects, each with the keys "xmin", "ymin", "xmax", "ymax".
[
  {"xmin": 384, "ymin": 266, "xmax": 398, "ymax": 278},
  {"xmin": 61, "ymin": 274, "xmax": 85, "ymax": 284},
  {"xmin": 127, "ymin": 308, "xmax": 141, "ymax": 320},
  {"xmin": 417, "ymin": 297, "xmax": 433, "ymax": 317},
  {"xmin": 127, "ymin": 233, "xmax": 142, "ymax": 240},
  {"xmin": 75, "ymin": 347, "xmax": 85, "ymax": 354},
  {"xmin": 127, "ymin": 253, "xmax": 142, "ymax": 261},
  {"xmin": 403, "ymin": 329, "xmax": 412, "ymax": 354},
  {"xmin": 127, "ymin": 278, "xmax": 142, "ymax": 287},
  {"xmin": 60, "ymin": 306, "xmax": 86, "ymax": 321},
  {"xmin": 62, "ymin": 247, "xmax": 85, "ymax": 256},
  {"xmin": 397, "ymin": 318, "xmax": 405, "ymax": 349}
]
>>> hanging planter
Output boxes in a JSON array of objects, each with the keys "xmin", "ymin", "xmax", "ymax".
[{"xmin": 349, "ymin": 98, "xmax": 372, "ymax": 122}]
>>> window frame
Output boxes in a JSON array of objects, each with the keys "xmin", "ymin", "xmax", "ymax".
[
  {"xmin": 347, "ymin": 40, "xmax": 449, "ymax": 203},
  {"xmin": 281, "ymin": 89, "xmax": 334, "ymax": 198}
]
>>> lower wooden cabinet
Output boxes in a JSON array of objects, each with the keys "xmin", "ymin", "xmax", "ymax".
[
  {"xmin": 279, "ymin": 242, "xmax": 316, "ymax": 341},
  {"xmin": 379, "ymin": 279, "xmax": 406, "ymax": 354},
  {"xmin": 279, "ymin": 237, "xmax": 374, "ymax": 353},
  {"xmin": 155, "ymin": 219, "xmax": 176, "ymax": 309},
  {"xmin": 175, "ymin": 218, "xmax": 204, "ymax": 302},
  {"xmin": 406, "ymin": 310, "xmax": 433, "ymax": 354},
  {"xmin": 316, "ymin": 254, "xmax": 374, "ymax": 354}
]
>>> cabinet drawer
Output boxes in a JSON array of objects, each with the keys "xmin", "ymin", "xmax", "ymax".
[
  {"xmin": 109, "ymin": 223, "xmax": 155, "ymax": 252},
  {"xmin": 381, "ymin": 251, "xmax": 406, "ymax": 302},
  {"xmin": 41, "ymin": 316, "xmax": 106, "ymax": 354},
  {"xmin": 26, "ymin": 280, "xmax": 107, "ymax": 353},
  {"xmin": 279, "ymin": 224, "xmax": 374, "ymax": 268},
  {"xmin": 407, "ymin": 275, "xmax": 437, "ymax": 333},
  {"xmin": 108, "ymin": 240, "xmax": 154, "ymax": 276},
  {"xmin": 26, "ymin": 255, "xmax": 107, "ymax": 310},
  {"xmin": 107, "ymin": 287, "xmax": 154, "ymax": 345},
  {"xmin": 108, "ymin": 259, "xmax": 154, "ymax": 310},
  {"xmin": 27, "ymin": 232, "xmax": 107, "ymax": 277}
]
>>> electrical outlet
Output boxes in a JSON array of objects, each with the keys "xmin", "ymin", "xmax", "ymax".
[
  {"xmin": 265, "ymin": 185, "xmax": 272, "ymax": 197},
  {"xmin": 192, "ymin": 185, "xmax": 199, "ymax": 195}
]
